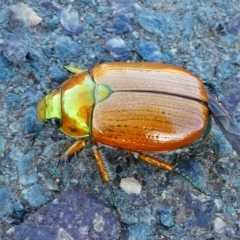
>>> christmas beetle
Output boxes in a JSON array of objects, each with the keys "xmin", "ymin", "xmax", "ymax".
[{"xmin": 37, "ymin": 62, "xmax": 240, "ymax": 198}]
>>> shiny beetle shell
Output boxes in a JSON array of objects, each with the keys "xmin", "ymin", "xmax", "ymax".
[
  {"xmin": 37, "ymin": 62, "xmax": 240, "ymax": 196},
  {"xmin": 91, "ymin": 63, "xmax": 209, "ymax": 152},
  {"xmin": 38, "ymin": 62, "xmax": 209, "ymax": 152}
]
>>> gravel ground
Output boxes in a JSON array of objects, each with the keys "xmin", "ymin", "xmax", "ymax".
[{"xmin": 0, "ymin": 0, "xmax": 240, "ymax": 239}]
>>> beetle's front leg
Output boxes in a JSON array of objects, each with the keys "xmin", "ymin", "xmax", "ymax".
[
  {"xmin": 61, "ymin": 139, "xmax": 86, "ymax": 162},
  {"xmin": 49, "ymin": 139, "xmax": 86, "ymax": 177}
]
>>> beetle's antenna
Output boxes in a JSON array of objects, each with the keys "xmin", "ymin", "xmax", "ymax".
[{"xmin": 174, "ymin": 168, "xmax": 209, "ymax": 196}]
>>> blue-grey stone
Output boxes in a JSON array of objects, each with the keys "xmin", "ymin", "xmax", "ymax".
[
  {"xmin": 212, "ymin": 122, "xmax": 239, "ymax": 158},
  {"xmin": 24, "ymin": 107, "xmax": 42, "ymax": 135},
  {"xmin": 121, "ymin": 213, "xmax": 138, "ymax": 224},
  {"xmin": 129, "ymin": 224, "xmax": 150, "ymax": 240},
  {"xmin": 0, "ymin": 187, "xmax": 23, "ymax": 218},
  {"xmin": 22, "ymin": 184, "xmax": 50, "ymax": 208},
  {"xmin": 177, "ymin": 159, "xmax": 207, "ymax": 189},
  {"xmin": 226, "ymin": 205, "xmax": 235, "ymax": 216},
  {"xmin": 216, "ymin": 0, "xmax": 229, "ymax": 7},
  {"xmin": 60, "ymin": 8, "xmax": 82, "ymax": 35},
  {"xmin": 5, "ymin": 93, "xmax": 22, "ymax": 112},
  {"xmin": 16, "ymin": 150, "xmax": 38, "ymax": 186},
  {"xmin": 9, "ymin": 122, "xmax": 21, "ymax": 133},
  {"xmin": 219, "ymin": 34, "xmax": 239, "ymax": 46},
  {"xmin": 136, "ymin": 40, "xmax": 161, "ymax": 62},
  {"xmin": 28, "ymin": 48, "xmax": 49, "ymax": 67},
  {"xmin": 160, "ymin": 211, "xmax": 174, "ymax": 228},
  {"xmin": 1, "ymin": 40, "xmax": 28, "ymax": 64},
  {"xmin": 132, "ymin": 31, "xmax": 139, "ymax": 39},
  {"xmin": 216, "ymin": 60, "xmax": 235, "ymax": 80},
  {"xmin": 161, "ymin": 51, "xmax": 176, "ymax": 64},
  {"xmin": 105, "ymin": 36, "xmax": 131, "ymax": 61},
  {"xmin": 85, "ymin": 47, "xmax": 95, "ymax": 59},
  {"xmin": 85, "ymin": 16, "xmax": 96, "ymax": 27},
  {"xmin": 183, "ymin": 192, "xmax": 214, "ymax": 230},
  {"xmin": 227, "ymin": 15, "xmax": 240, "ymax": 35},
  {"xmin": 98, "ymin": 54, "xmax": 114, "ymax": 63},
  {"xmin": 40, "ymin": 1, "xmax": 56, "ymax": 9},
  {"xmin": 0, "ymin": 136, "xmax": 6, "ymax": 156},
  {"xmin": 224, "ymin": 227, "xmax": 235, "ymax": 238},
  {"xmin": 94, "ymin": 42, "xmax": 103, "ymax": 53},
  {"xmin": 0, "ymin": 53, "xmax": 13, "ymax": 81},
  {"xmin": 103, "ymin": 14, "xmax": 133, "ymax": 34},
  {"xmin": 182, "ymin": 12, "xmax": 194, "ymax": 38},
  {"xmin": 48, "ymin": 16, "xmax": 59, "ymax": 30},
  {"xmin": 54, "ymin": 36, "xmax": 79, "ymax": 62},
  {"xmin": 11, "ymin": 75, "xmax": 23, "ymax": 83},
  {"xmin": 137, "ymin": 10, "xmax": 168, "ymax": 37},
  {"xmin": 0, "ymin": 7, "xmax": 10, "ymax": 23},
  {"xmin": 80, "ymin": 0, "xmax": 96, "ymax": 5},
  {"xmin": 49, "ymin": 64, "xmax": 69, "ymax": 83},
  {"xmin": 95, "ymin": 26, "xmax": 104, "ymax": 36},
  {"xmin": 218, "ymin": 77, "xmax": 240, "ymax": 119},
  {"xmin": 97, "ymin": 6, "xmax": 107, "ymax": 13},
  {"xmin": 7, "ymin": 190, "xmax": 120, "ymax": 240},
  {"xmin": 0, "ymin": 83, "xmax": 7, "ymax": 92},
  {"xmin": 157, "ymin": 204, "xmax": 174, "ymax": 228},
  {"xmin": 231, "ymin": 52, "xmax": 240, "ymax": 64},
  {"xmin": 233, "ymin": 178, "xmax": 240, "ymax": 188}
]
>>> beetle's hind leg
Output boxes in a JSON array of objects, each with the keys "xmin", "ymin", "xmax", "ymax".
[
  {"xmin": 134, "ymin": 153, "xmax": 208, "ymax": 195},
  {"xmin": 49, "ymin": 139, "xmax": 86, "ymax": 177}
]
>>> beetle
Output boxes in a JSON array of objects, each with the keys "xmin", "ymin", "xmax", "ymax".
[{"xmin": 37, "ymin": 62, "xmax": 240, "ymax": 198}]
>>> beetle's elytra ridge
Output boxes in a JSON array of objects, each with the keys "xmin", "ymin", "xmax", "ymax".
[{"xmin": 92, "ymin": 62, "xmax": 208, "ymax": 103}]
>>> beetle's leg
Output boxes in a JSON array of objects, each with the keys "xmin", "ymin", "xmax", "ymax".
[
  {"xmin": 135, "ymin": 153, "xmax": 208, "ymax": 195},
  {"xmin": 92, "ymin": 145, "xmax": 110, "ymax": 182},
  {"xmin": 137, "ymin": 153, "xmax": 174, "ymax": 171},
  {"xmin": 63, "ymin": 64, "xmax": 85, "ymax": 75},
  {"xmin": 49, "ymin": 139, "xmax": 86, "ymax": 177},
  {"xmin": 61, "ymin": 139, "xmax": 86, "ymax": 162},
  {"xmin": 174, "ymin": 168, "xmax": 209, "ymax": 195},
  {"xmin": 24, "ymin": 122, "xmax": 48, "ymax": 153},
  {"xmin": 92, "ymin": 143, "xmax": 117, "ymax": 207}
]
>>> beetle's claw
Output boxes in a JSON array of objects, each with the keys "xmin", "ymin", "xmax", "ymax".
[
  {"xmin": 48, "ymin": 157, "xmax": 71, "ymax": 178},
  {"xmin": 23, "ymin": 134, "xmax": 36, "ymax": 154},
  {"xmin": 48, "ymin": 160, "xmax": 61, "ymax": 178},
  {"xmin": 108, "ymin": 183, "xmax": 117, "ymax": 208},
  {"xmin": 60, "ymin": 156, "xmax": 71, "ymax": 165},
  {"xmin": 24, "ymin": 122, "xmax": 47, "ymax": 154},
  {"xmin": 194, "ymin": 185, "xmax": 209, "ymax": 196},
  {"xmin": 24, "ymin": 133, "xmax": 37, "ymax": 146},
  {"xmin": 174, "ymin": 168, "xmax": 209, "ymax": 196},
  {"xmin": 24, "ymin": 132, "xmax": 37, "ymax": 139}
]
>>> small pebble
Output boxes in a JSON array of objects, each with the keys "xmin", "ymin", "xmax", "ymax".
[
  {"xmin": 213, "ymin": 217, "xmax": 226, "ymax": 233},
  {"xmin": 60, "ymin": 8, "xmax": 82, "ymax": 35},
  {"xmin": 120, "ymin": 177, "xmax": 142, "ymax": 195},
  {"xmin": 10, "ymin": 3, "xmax": 42, "ymax": 26},
  {"xmin": 105, "ymin": 36, "xmax": 131, "ymax": 61}
]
